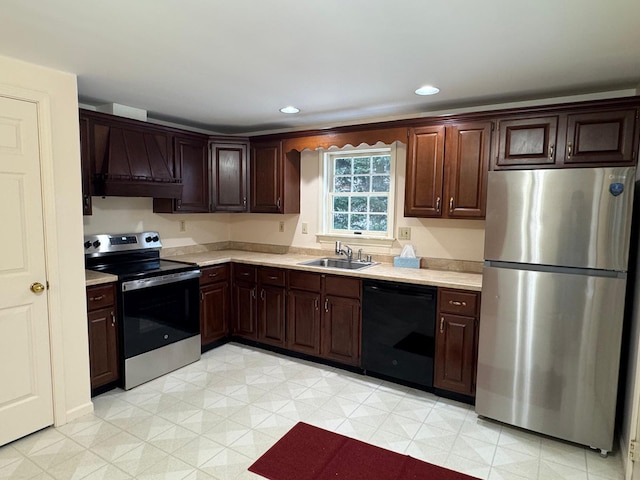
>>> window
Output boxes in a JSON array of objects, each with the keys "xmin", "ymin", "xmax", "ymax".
[{"xmin": 322, "ymin": 146, "xmax": 395, "ymax": 238}]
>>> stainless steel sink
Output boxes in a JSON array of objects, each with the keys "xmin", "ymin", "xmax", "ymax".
[{"xmin": 299, "ymin": 257, "xmax": 377, "ymax": 270}]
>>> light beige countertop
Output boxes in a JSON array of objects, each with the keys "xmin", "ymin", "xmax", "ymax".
[
  {"xmin": 166, "ymin": 250, "xmax": 482, "ymax": 291},
  {"xmin": 85, "ymin": 269, "xmax": 118, "ymax": 287}
]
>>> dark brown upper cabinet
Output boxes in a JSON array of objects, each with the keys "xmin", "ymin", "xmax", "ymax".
[
  {"xmin": 494, "ymin": 107, "xmax": 638, "ymax": 169},
  {"xmin": 250, "ymin": 140, "xmax": 301, "ymax": 214},
  {"xmin": 79, "ymin": 115, "xmax": 92, "ymax": 215},
  {"xmin": 210, "ymin": 139, "xmax": 249, "ymax": 212},
  {"xmin": 405, "ymin": 121, "xmax": 491, "ymax": 219}
]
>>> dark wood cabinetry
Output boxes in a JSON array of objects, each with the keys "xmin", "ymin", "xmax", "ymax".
[
  {"xmin": 154, "ymin": 134, "xmax": 209, "ymax": 213},
  {"xmin": 405, "ymin": 121, "xmax": 491, "ymax": 219},
  {"xmin": 250, "ymin": 141, "xmax": 301, "ymax": 213},
  {"xmin": 79, "ymin": 116, "xmax": 92, "ymax": 215},
  {"xmin": 257, "ymin": 267, "xmax": 286, "ymax": 347},
  {"xmin": 286, "ymin": 271, "xmax": 361, "ymax": 366},
  {"xmin": 434, "ymin": 288, "xmax": 480, "ymax": 396},
  {"xmin": 232, "ymin": 263, "xmax": 258, "ymax": 340},
  {"xmin": 200, "ymin": 264, "xmax": 229, "ymax": 346},
  {"xmin": 210, "ymin": 140, "xmax": 249, "ymax": 212},
  {"xmin": 86, "ymin": 283, "xmax": 119, "ymax": 390},
  {"xmin": 495, "ymin": 107, "xmax": 638, "ymax": 169}
]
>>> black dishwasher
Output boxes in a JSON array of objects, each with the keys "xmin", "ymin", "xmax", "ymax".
[{"xmin": 362, "ymin": 279, "xmax": 436, "ymax": 388}]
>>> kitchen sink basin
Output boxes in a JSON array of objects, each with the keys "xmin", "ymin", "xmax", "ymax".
[{"xmin": 299, "ymin": 257, "xmax": 377, "ymax": 270}]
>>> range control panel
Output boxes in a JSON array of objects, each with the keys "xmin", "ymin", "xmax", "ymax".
[{"xmin": 83, "ymin": 231, "xmax": 162, "ymax": 256}]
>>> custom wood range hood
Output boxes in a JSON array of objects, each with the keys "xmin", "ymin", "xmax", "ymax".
[{"xmin": 83, "ymin": 109, "xmax": 183, "ymax": 199}]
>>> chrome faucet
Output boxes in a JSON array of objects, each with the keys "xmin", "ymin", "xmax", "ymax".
[{"xmin": 335, "ymin": 241, "xmax": 353, "ymax": 260}]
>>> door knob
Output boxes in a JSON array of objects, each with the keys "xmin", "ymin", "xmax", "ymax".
[{"xmin": 30, "ymin": 282, "xmax": 45, "ymax": 294}]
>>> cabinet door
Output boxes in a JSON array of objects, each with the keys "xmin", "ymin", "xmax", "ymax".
[
  {"xmin": 434, "ymin": 314, "xmax": 476, "ymax": 396},
  {"xmin": 405, "ymin": 125, "xmax": 445, "ymax": 217},
  {"xmin": 211, "ymin": 142, "xmax": 249, "ymax": 212},
  {"xmin": 251, "ymin": 142, "xmax": 282, "ymax": 213},
  {"xmin": 258, "ymin": 285, "xmax": 286, "ymax": 347},
  {"xmin": 233, "ymin": 281, "xmax": 257, "ymax": 340},
  {"xmin": 564, "ymin": 109, "xmax": 637, "ymax": 165},
  {"xmin": 445, "ymin": 122, "xmax": 492, "ymax": 218},
  {"xmin": 79, "ymin": 116, "xmax": 92, "ymax": 215},
  {"xmin": 495, "ymin": 116, "xmax": 559, "ymax": 168},
  {"xmin": 322, "ymin": 295, "xmax": 360, "ymax": 366},
  {"xmin": 88, "ymin": 307, "xmax": 119, "ymax": 389},
  {"xmin": 200, "ymin": 282, "xmax": 229, "ymax": 346},
  {"xmin": 286, "ymin": 289, "xmax": 321, "ymax": 356},
  {"xmin": 174, "ymin": 135, "xmax": 210, "ymax": 212}
]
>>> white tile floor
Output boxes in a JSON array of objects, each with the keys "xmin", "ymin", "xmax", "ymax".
[{"xmin": 0, "ymin": 343, "xmax": 626, "ymax": 480}]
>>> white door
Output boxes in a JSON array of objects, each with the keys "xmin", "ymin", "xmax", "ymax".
[{"xmin": 0, "ymin": 95, "xmax": 53, "ymax": 446}]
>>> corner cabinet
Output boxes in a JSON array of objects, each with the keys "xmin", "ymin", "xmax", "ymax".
[
  {"xmin": 434, "ymin": 288, "xmax": 480, "ymax": 396},
  {"xmin": 405, "ymin": 121, "xmax": 492, "ymax": 219},
  {"xmin": 86, "ymin": 283, "xmax": 119, "ymax": 390},
  {"xmin": 250, "ymin": 141, "xmax": 301, "ymax": 213},
  {"xmin": 494, "ymin": 107, "xmax": 638, "ymax": 169},
  {"xmin": 210, "ymin": 139, "xmax": 249, "ymax": 212}
]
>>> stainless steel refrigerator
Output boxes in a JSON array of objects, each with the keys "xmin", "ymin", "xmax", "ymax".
[{"xmin": 476, "ymin": 166, "xmax": 635, "ymax": 455}]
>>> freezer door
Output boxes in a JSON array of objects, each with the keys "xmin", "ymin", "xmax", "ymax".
[
  {"xmin": 476, "ymin": 266, "xmax": 626, "ymax": 451},
  {"xmin": 484, "ymin": 167, "xmax": 634, "ymax": 271}
]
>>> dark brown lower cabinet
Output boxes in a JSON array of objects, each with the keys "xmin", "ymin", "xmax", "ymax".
[
  {"xmin": 86, "ymin": 284, "xmax": 119, "ymax": 390},
  {"xmin": 322, "ymin": 295, "xmax": 360, "ymax": 366},
  {"xmin": 286, "ymin": 288, "xmax": 321, "ymax": 356},
  {"xmin": 200, "ymin": 265, "xmax": 230, "ymax": 346},
  {"xmin": 258, "ymin": 267, "xmax": 286, "ymax": 347},
  {"xmin": 232, "ymin": 264, "xmax": 258, "ymax": 340},
  {"xmin": 434, "ymin": 288, "xmax": 480, "ymax": 396}
]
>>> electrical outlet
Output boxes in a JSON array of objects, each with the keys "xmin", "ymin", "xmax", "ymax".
[
  {"xmin": 301, "ymin": 222, "xmax": 308, "ymax": 234},
  {"xmin": 279, "ymin": 221, "xmax": 285, "ymax": 233},
  {"xmin": 179, "ymin": 220, "xmax": 186, "ymax": 232},
  {"xmin": 398, "ymin": 227, "xmax": 411, "ymax": 240}
]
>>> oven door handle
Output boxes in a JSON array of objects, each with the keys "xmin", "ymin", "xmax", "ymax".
[{"xmin": 121, "ymin": 270, "xmax": 201, "ymax": 292}]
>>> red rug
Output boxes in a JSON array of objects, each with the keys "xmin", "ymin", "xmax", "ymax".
[{"xmin": 249, "ymin": 422, "xmax": 480, "ymax": 480}]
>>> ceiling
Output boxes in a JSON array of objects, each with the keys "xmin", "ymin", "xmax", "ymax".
[{"xmin": 2, "ymin": 0, "xmax": 640, "ymax": 135}]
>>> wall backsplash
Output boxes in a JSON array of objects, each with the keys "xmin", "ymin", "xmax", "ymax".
[{"xmin": 82, "ymin": 197, "xmax": 231, "ymax": 248}]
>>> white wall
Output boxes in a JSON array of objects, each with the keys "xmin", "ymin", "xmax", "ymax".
[
  {"xmin": 84, "ymin": 197, "xmax": 231, "ymax": 248},
  {"xmin": 229, "ymin": 142, "xmax": 486, "ymax": 261},
  {"xmin": 0, "ymin": 54, "xmax": 92, "ymax": 422}
]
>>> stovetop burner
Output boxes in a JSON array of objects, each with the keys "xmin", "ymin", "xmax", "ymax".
[{"xmin": 84, "ymin": 231, "xmax": 198, "ymax": 280}]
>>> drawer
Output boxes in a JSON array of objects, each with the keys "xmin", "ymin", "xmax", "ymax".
[
  {"xmin": 439, "ymin": 288, "xmax": 479, "ymax": 317},
  {"xmin": 288, "ymin": 270, "xmax": 321, "ymax": 292},
  {"xmin": 200, "ymin": 264, "xmax": 229, "ymax": 286},
  {"xmin": 259, "ymin": 267, "xmax": 286, "ymax": 287},
  {"xmin": 325, "ymin": 275, "xmax": 361, "ymax": 299},
  {"xmin": 86, "ymin": 284, "xmax": 115, "ymax": 311},
  {"xmin": 233, "ymin": 263, "xmax": 257, "ymax": 283}
]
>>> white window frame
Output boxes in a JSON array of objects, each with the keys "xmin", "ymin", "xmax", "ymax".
[{"xmin": 318, "ymin": 144, "xmax": 396, "ymax": 243}]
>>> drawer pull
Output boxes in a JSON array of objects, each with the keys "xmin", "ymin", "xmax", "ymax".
[
  {"xmin": 242, "ymin": 272, "xmax": 249, "ymax": 276},
  {"xmin": 89, "ymin": 295, "xmax": 105, "ymax": 302},
  {"xmin": 449, "ymin": 300, "xmax": 467, "ymax": 307},
  {"xmin": 111, "ymin": 312, "xmax": 116, "ymax": 326},
  {"xmin": 324, "ymin": 298, "xmax": 329, "ymax": 312},
  {"xmin": 268, "ymin": 275, "xmax": 278, "ymax": 280},
  {"xmin": 208, "ymin": 273, "xmax": 218, "ymax": 277},
  {"xmin": 261, "ymin": 289, "xmax": 265, "ymax": 300},
  {"xmin": 440, "ymin": 317, "xmax": 444, "ymax": 334}
]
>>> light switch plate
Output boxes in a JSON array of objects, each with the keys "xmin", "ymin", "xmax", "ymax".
[
  {"xmin": 302, "ymin": 222, "xmax": 308, "ymax": 234},
  {"xmin": 279, "ymin": 221, "xmax": 285, "ymax": 233}
]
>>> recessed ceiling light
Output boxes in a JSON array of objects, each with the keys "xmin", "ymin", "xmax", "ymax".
[
  {"xmin": 279, "ymin": 106, "xmax": 300, "ymax": 114},
  {"xmin": 415, "ymin": 85, "xmax": 440, "ymax": 96}
]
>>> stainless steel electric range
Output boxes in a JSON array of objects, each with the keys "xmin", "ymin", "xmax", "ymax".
[{"xmin": 84, "ymin": 231, "xmax": 201, "ymax": 390}]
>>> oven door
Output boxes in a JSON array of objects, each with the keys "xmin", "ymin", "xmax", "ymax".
[{"xmin": 120, "ymin": 272, "xmax": 200, "ymax": 359}]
